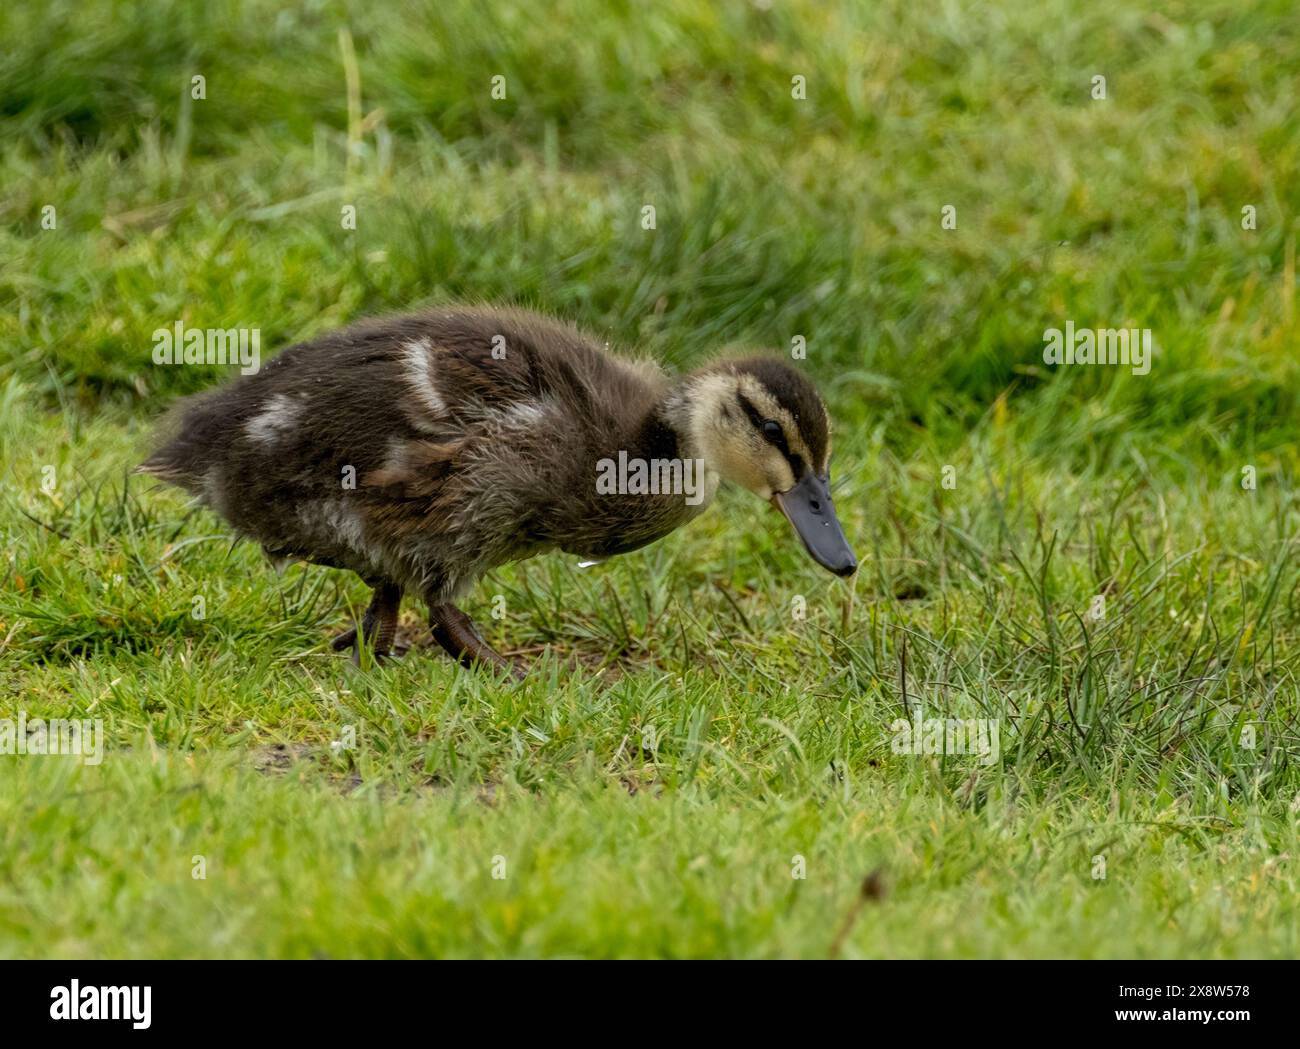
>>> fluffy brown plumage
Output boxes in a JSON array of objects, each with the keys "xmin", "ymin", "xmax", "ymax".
[{"xmin": 140, "ymin": 306, "xmax": 853, "ymax": 675}]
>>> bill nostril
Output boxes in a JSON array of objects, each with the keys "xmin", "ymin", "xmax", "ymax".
[{"xmin": 809, "ymin": 500, "xmax": 821, "ymax": 512}]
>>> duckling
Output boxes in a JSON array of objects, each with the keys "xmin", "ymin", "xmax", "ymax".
[{"xmin": 139, "ymin": 307, "xmax": 857, "ymax": 677}]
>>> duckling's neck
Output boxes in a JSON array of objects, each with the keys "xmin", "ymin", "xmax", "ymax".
[
  {"xmin": 653, "ymin": 371, "xmax": 732, "ymax": 460},
  {"xmin": 639, "ymin": 378, "xmax": 692, "ymax": 459},
  {"xmin": 631, "ymin": 375, "xmax": 724, "ymax": 497}
]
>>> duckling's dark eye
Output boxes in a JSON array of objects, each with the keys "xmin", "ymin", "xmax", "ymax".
[{"xmin": 762, "ymin": 420, "xmax": 783, "ymax": 443}]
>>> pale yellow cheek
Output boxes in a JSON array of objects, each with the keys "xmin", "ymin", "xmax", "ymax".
[
  {"xmin": 717, "ymin": 444, "xmax": 771, "ymax": 495},
  {"xmin": 770, "ymin": 452, "xmax": 797, "ymax": 493},
  {"xmin": 712, "ymin": 439, "xmax": 798, "ymax": 497}
]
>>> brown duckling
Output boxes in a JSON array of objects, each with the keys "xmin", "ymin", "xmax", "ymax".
[{"xmin": 139, "ymin": 307, "xmax": 856, "ymax": 677}]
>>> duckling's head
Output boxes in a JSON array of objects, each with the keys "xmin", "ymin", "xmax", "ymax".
[{"xmin": 668, "ymin": 357, "xmax": 857, "ymax": 577}]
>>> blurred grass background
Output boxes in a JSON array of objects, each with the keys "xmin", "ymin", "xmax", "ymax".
[{"xmin": 1, "ymin": 0, "xmax": 1298, "ymax": 958}]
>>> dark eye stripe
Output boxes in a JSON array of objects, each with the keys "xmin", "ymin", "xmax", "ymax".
[
  {"xmin": 737, "ymin": 392, "xmax": 804, "ymax": 476},
  {"xmin": 735, "ymin": 392, "xmax": 766, "ymax": 430}
]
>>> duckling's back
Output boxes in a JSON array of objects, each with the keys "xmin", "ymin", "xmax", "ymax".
[{"xmin": 140, "ymin": 308, "xmax": 672, "ymax": 600}]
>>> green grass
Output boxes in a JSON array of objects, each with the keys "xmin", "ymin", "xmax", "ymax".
[{"xmin": 1, "ymin": 0, "xmax": 1298, "ymax": 958}]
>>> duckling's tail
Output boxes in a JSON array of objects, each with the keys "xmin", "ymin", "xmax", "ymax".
[
  {"xmin": 133, "ymin": 457, "xmax": 188, "ymax": 481},
  {"xmin": 135, "ymin": 390, "xmax": 223, "ymax": 493}
]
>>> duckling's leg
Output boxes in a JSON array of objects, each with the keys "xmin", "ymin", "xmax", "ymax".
[
  {"xmin": 332, "ymin": 582, "xmax": 402, "ymax": 664},
  {"xmin": 429, "ymin": 603, "xmax": 526, "ymax": 681}
]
